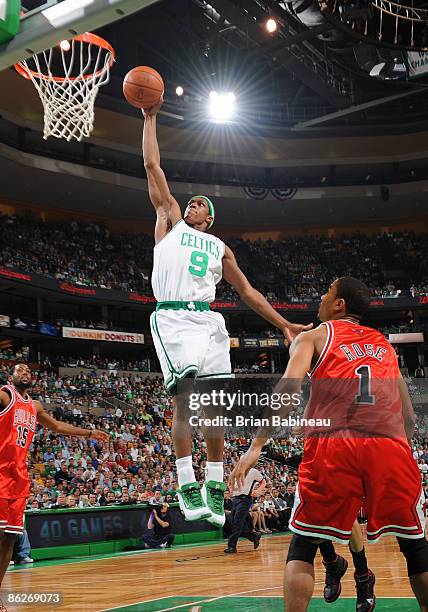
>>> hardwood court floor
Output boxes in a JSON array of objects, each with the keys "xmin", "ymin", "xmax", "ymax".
[{"xmin": 2, "ymin": 533, "xmax": 419, "ymax": 611}]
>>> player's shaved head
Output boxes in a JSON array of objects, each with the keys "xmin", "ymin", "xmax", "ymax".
[
  {"xmin": 12, "ymin": 362, "xmax": 30, "ymax": 374},
  {"xmin": 335, "ymin": 276, "xmax": 371, "ymax": 319}
]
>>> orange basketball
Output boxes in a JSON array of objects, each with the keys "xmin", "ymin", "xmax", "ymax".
[{"xmin": 123, "ymin": 66, "xmax": 164, "ymax": 109}]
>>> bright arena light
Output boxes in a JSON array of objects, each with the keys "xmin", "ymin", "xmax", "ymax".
[
  {"xmin": 266, "ymin": 18, "xmax": 277, "ymax": 33},
  {"xmin": 176, "ymin": 86, "xmax": 184, "ymax": 96},
  {"xmin": 209, "ymin": 91, "xmax": 236, "ymax": 121},
  {"xmin": 60, "ymin": 40, "xmax": 71, "ymax": 51}
]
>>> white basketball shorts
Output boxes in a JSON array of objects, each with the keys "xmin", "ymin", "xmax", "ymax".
[{"xmin": 150, "ymin": 309, "xmax": 232, "ymax": 391}]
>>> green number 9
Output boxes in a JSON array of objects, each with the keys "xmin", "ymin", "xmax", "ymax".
[{"xmin": 189, "ymin": 250, "xmax": 208, "ymax": 277}]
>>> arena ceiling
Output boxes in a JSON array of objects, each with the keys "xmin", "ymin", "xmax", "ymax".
[
  {"xmin": 3, "ymin": 0, "xmax": 426, "ymax": 224},
  {"xmin": 19, "ymin": 0, "xmax": 428, "ymax": 132},
  {"xmin": 60, "ymin": 0, "xmax": 428, "ymax": 131}
]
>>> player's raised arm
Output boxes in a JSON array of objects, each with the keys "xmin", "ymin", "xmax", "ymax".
[
  {"xmin": 142, "ymin": 99, "xmax": 182, "ymax": 243},
  {"xmin": 35, "ymin": 402, "xmax": 109, "ymax": 442},
  {"xmin": 222, "ymin": 245, "xmax": 313, "ymax": 342}
]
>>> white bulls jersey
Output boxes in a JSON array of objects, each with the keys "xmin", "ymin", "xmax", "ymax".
[{"xmin": 152, "ymin": 220, "xmax": 225, "ymax": 302}]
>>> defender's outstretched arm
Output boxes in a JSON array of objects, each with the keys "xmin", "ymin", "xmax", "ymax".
[{"xmin": 222, "ymin": 245, "xmax": 313, "ymax": 343}]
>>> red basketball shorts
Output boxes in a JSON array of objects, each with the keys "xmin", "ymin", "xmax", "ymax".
[
  {"xmin": 290, "ymin": 437, "xmax": 425, "ymax": 544},
  {"xmin": 0, "ymin": 498, "xmax": 26, "ymax": 535}
]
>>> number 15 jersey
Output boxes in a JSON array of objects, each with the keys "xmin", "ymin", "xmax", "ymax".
[
  {"xmin": 152, "ymin": 220, "xmax": 225, "ymax": 302},
  {"xmin": 0, "ymin": 384, "xmax": 37, "ymax": 499}
]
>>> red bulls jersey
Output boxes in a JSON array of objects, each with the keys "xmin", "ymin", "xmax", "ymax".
[
  {"xmin": 0, "ymin": 385, "xmax": 37, "ymax": 498},
  {"xmin": 306, "ymin": 319, "xmax": 404, "ymax": 437},
  {"xmin": 311, "ymin": 318, "xmax": 399, "ymax": 380}
]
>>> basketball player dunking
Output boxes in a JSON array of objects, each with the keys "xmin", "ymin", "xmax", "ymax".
[
  {"xmin": 142, "ymin": 98, "xmax": 312, "ymax": 526},
  {"xmin": 0, "ymin": 364, "xmax": 108, "ymax": 611},
  {"xmin": 231, "ymin": 277, "xmax": 428, "ymax": 612}
]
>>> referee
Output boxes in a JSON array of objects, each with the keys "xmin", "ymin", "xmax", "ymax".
[{"xmin": 224, "ymin": 466, "xmax": 266, "ymax": 554}]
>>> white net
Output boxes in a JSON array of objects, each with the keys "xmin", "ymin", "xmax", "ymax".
[{"xmin": 15, "ymin": 34, "xmax": 114, "ymax": 142}]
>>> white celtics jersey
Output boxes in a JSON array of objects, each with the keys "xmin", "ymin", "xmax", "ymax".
[{"xmin": 152, "ymin": 220, "xmax": 225, "ymax": 302}]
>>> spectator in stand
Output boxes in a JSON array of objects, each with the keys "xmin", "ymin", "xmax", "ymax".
[
  {"xmin": 66, "ymin": 495, "xmax": 77, "ymax": 508},
  {"xmin": 105, "ymin": 492, "xmax": 117, "ymax": 506},
  {"xmin": 54, "ymin": 462, "xmax": 71, "ymax": 486},
  {"xmin": 149, "ymin": 490, "xmax": 164, "ymax": 505},
  {"xmin": 257, "ymin": 496, "xmax": 272, "ymax": 534},
  {"xmin": 119, "ymin": 492, "xmax": 135, "ymax": 505},
  {"xmin": 49, "ymin": 493, "xmax": 67, "ymax": 509},
  {"xmin": 43, "ymin": 447, "xmax": 55, "ymax": 462},
  {"xmin": 262, "ymin": 492, "xmax": 280, "ymax": 531},
  {"xmin": 271, "ymin": 488, "xmax": 290, "ymax": 531},
  {"xmin": 283, "ymin": 485, "xmax": 295, "ymax": 510}
]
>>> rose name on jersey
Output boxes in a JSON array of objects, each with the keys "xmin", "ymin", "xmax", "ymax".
[
  {"xmin": 180, "ymin": 233, "xmax": 221, "ymax": 260},
  {"xmin": 339, "ymin": 343, "xmax": 388, "ymax": 362},
  {"xmin": 13, "ymin": 408, "xmax": 36, "ymax": 432}
]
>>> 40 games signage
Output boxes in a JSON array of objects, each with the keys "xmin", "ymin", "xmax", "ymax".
[{"xmin": 26, "ymin": 506, "xmax": 210, "ymax": 548}]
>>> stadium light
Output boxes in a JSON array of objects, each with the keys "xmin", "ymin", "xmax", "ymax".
[
  {"xmin": 176, "ymin": 86, "xmax": 184, "ymax": 96},
  {"xmin": 209, "ymin": 91, "xmax": 236, "ymax": 121},
  {"xmin": 265, "ymin": 18, "xmax": 277, "ymax": 33},
  {"xmin": 60, "ymin": 40, "xmax": 71, "ymax": 51}
]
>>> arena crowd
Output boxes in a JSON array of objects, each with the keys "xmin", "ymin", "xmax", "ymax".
[{"xmin": 1, "ymin": 214, "xmax": 428, "ymax": 300}]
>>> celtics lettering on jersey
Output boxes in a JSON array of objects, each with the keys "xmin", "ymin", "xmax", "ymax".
[{"xmin": 152, "ymin": 220, "xmax": 225, "ymax": 303}]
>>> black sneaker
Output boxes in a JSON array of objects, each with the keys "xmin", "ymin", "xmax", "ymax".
[
  {"xmin": 355, "ymin": 570, "xmax": 376, "ymax": 612},
  {"xmin": 224, "ymin": 547, "xmax": 237, "ymax": 554},
  {"xmin": 253, "ymin": 532, "xmax": 261, "ymax": 550},
  {"xmin": 323, "ymin": 555, "xmax": 348, "ymax": 603}
]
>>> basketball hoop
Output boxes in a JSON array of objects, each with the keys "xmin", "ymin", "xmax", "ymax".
[{"xmin": 14, "ymin": 33, "xmax": 115, "ymax": 142}]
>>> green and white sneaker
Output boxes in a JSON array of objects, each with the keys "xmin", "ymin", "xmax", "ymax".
[
  {"xmin": 201, "ymin": 480, "xmax": 226, "ymax": 527},
  {"xmin": 177, "ymin": 482, "xmax": 211, "ymax": 522}
]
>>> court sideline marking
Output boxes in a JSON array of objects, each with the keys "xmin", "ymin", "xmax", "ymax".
[{"xmin": 100, "ymin": 587, "xmax": 280, "ymax": 612}]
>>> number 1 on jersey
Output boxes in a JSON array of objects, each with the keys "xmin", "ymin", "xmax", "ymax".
[
  {"xmin": 355, "ymin": 365, "xmax": 375, "ymax": 405},
  {"xmin": 189, "ymin": 250, "xmax": 208, "ymax": 277}
]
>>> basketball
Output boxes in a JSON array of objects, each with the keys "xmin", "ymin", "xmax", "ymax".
[{"xmin": 123, "ymin": 66, "xmax": 164, "ymax": 109}]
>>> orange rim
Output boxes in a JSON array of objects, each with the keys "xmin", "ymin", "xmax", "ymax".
[{"xmin": 14, "ymin": 32, "xmax": 115, "ymax": 83}]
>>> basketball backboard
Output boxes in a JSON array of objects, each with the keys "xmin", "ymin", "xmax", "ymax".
[{"xmin": 0, "ymin": 0, "xmax": 161, "ymax": 71}]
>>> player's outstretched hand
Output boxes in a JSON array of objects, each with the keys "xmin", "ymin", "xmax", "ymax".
[
  {"xmin": 142, "ymin": 95, "xmax": 164, "ymax": 118},
  {"xmin": 283, "ymin": 322, "xmax": 313, "ymax": 344},
  {"xmin": 229, "ymin": 445, "xmax": 262, "ymax": 491},
  {"xmin": 90, "ymin": 430, "xmax": 110, "ymax": 442}
]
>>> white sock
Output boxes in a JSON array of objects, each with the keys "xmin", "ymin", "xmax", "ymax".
[
  {"xmin": 205, "ymin": 461, "xmax": 224, "ymax": 483},
  {"xmin": 176, "ymin": 456, "xmax": 196, "ymax": 488}
]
